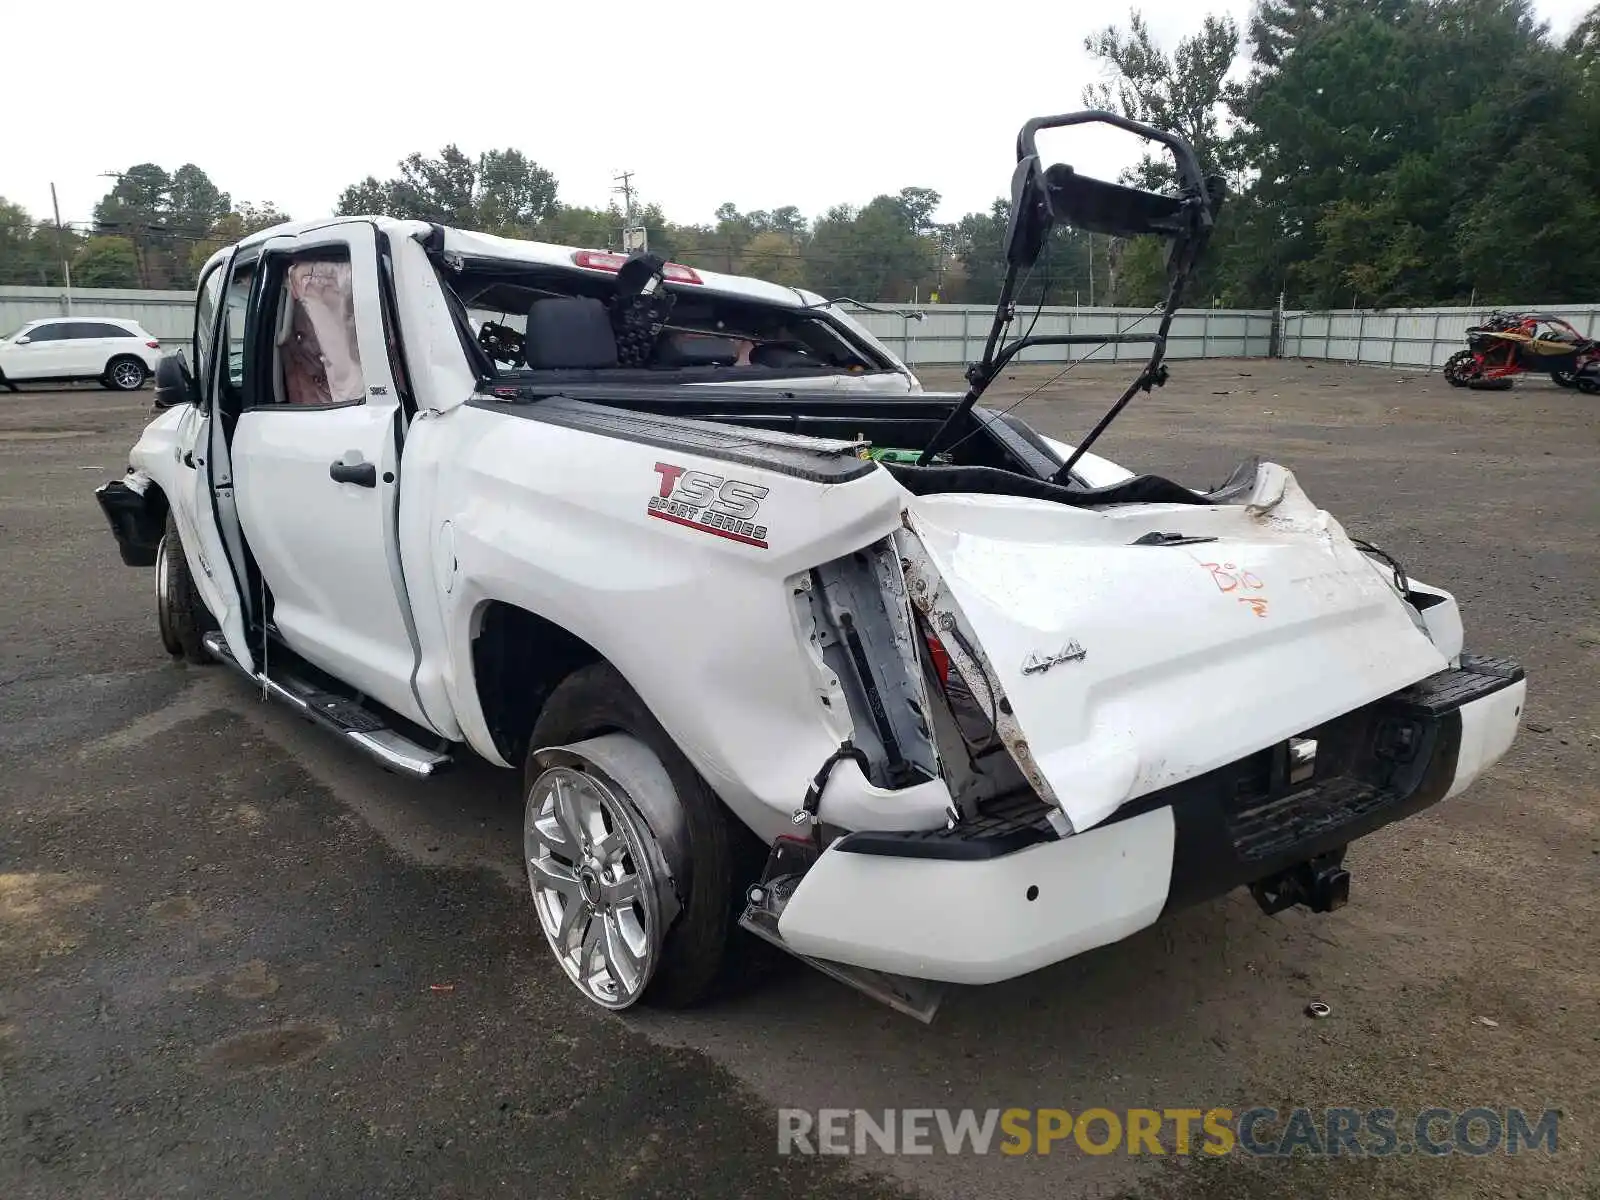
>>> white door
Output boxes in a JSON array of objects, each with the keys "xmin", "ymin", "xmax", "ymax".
[
  {"xmin": 71, "ymin": 321, "xmax": 132, "ymax": 377},
  {"xmin": 228, "ymin": 223, "xmax": 425, "ymax": 726},
  {"xmin": 187, "ymin": 256, "xmax": 256, "ymax": 672},
  {"xmin": 60, "ymin": 322, "xmax": 108, "ymax": 376},
  {"xmin": 7, "ymin": 322, "xmax": 73, "ymax": 379}
]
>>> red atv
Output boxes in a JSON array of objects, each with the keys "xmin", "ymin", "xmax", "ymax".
[{"xmin": 1443, "ymin": 311, "xmax": 1600, "ymax": 391}]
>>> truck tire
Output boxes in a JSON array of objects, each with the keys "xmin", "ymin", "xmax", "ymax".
[
  {"xmin": 524, "ymin": 662, "xmax": 752, "ymax": 1010},
  {"xmin": 156, "ymin": 513, "xmax": 216, "ymax": 665}
]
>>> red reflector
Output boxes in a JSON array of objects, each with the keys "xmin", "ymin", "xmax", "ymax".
[
  {"xmin": 571, "ymin": 249, "xmax": 702, "ymax": 285},
  {"xmin": 925, "ymin": 632, "xmax": 952, "ymax": 685},
  {"xmin": 145, "ymin": 340, "xmax": 160, "ymax": 349}
]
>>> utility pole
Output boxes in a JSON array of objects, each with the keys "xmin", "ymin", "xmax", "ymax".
[
  {"xmin": 50, "ymin": 183, "xmax": 73, "ymax": 312},
  {"xmin": 613, "ymin": 170, "xmax": 646, "ymax": 253}
]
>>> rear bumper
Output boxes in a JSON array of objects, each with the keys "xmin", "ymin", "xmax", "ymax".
[{"xmin": 775, "ymin": 654, "xmax": 1525, "ymax": 985}]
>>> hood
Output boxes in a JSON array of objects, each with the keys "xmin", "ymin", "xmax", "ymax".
[{"xmin": 898, "ymin": 464, "xmax": 1448, "ymax": 832}]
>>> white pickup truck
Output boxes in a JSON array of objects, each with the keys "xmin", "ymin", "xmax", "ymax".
[{"xmin": 96, "ymin": 113, "xmax": 1525, "ymax": 1021}]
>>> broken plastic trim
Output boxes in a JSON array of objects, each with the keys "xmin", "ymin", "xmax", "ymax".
[
  {"xmin": 895, "ymin": 517, "xmax": 1075, "ymax": 835},
  {"xmin": 738, "ymin": 838, "xmax": 944, "ymax": 1023},
  {"xmin": 798, "ymin": 537, "xmax": 940, "ymax": 790}
]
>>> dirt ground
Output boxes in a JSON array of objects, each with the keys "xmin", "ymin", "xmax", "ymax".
[{"xmin": 0, "ymin": 359, "xmax": 1594, "ymax": 1200}]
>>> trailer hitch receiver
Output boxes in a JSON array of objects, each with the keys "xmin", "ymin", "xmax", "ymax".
[{"xmin": 1250, "ymin": 850, "xmax": 1351, "ymax": 916}]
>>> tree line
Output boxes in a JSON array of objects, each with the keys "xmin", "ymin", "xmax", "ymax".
[
  {"xmin": 3, "ymin": 0, "xmax": 1595, "ymax": 308},
  {"xmin": 0, "ymin": 163, "xmax": 291, "ymax": 290}
]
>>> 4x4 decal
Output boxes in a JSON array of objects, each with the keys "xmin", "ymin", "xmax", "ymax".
[{"xmin": 648, "ymin": 462, "xmax": 770, "ymax": 548}]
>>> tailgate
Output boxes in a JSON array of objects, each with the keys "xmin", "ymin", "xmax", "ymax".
[{"xmin": 898, "ymin": 465, "xmax": 1449, "ymax": 832}]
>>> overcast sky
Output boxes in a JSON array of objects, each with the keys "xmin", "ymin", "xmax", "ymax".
[{"xmin": 4, "ymin": 0, "xmax": 1592, "ymax": 233}]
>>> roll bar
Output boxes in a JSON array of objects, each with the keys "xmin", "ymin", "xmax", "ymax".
[{"xmin": 918, "ymin": 110, "xmax": 1226, "ymax": 479}]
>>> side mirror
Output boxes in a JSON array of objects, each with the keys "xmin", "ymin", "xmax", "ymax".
[
  {"xmin": 14, "ymin": 336, "xmax": 30, "ymax": 345},
  {"xmin": 152, "ymin": 351, "xmax": 198, "ymax": 410}
]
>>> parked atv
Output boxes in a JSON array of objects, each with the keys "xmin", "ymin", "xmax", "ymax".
[{"xmin": 1443, "ymin": 310, "xmax": 1600, "ymax": 392}]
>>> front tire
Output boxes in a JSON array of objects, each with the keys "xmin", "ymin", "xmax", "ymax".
[
  {"xmin": 523, "ymin": 662, "xmax": 745, "ymax": 1010},
  {"xmin": 1442, "ymin": 349, "xmax": 1478, "ymax": 387},
  {"xmin": 1551, "ymin": 370, "xmax": 1578, "ymax": 389},
  {"xmin": 105, "ymin": 356, "xmax": 148, "ymax": 391},
  {"xmin": 156, "ymin": 513, "xmax": 216, "ymax": 665}
]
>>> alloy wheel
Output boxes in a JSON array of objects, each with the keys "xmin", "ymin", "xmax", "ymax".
[
  {"xmin": 525, "ymin": 764, "xmax": 661, "ymax": 1009},
  {"xmin": 155, "ymin": 535, "xmax": 182, "ymax": 655}
]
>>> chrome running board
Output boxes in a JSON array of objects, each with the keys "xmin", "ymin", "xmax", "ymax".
[{"xmin": 202, "ymin": 631, "xmax": 451, "ymax": 779}]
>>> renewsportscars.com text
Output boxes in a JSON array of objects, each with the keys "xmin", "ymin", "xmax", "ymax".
[{"xmin": 777, "ymin": 1107, "xmax": 1561, "ymax": 1158}]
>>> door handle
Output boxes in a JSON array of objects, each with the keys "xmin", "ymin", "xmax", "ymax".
[{"xmin": 329, "ymin": 460, "xmax": 377, "ymax": 487}]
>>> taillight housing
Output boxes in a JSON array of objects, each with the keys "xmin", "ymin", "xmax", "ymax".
[
  {"xmin": 571, "ymin": 249, "xmax": 702, "ymax": 285},
  {"xmin": 924, "ymin": 631, "xmax": 952, "ymax": 686},
  {"xmin": 145, "ymin": 340, "xmax": 160, "ymax": 349}
]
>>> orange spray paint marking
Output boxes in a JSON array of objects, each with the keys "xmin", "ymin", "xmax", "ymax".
[{"xmin": 1201, "ymin": 561, "xmax": 1271, "ymax": 616}]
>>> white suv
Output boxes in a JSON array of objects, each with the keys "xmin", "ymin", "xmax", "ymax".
[{"xmin": 0, "ymin": 317, "xmax": 162, "ymax": 392}]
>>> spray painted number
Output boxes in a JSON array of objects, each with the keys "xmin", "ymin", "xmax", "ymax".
[{"xmin": 1201, "ymin": 561, "xmax": 1271, "ymax": 618}]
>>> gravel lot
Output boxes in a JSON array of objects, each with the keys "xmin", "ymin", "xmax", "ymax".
[{"xmin": 1, "ymin": 359, "xmax": 1594, "ymax": 1200}]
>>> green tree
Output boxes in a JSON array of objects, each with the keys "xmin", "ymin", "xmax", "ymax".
[
  {"xmin": 337, "ymin": 146, "xmax": 558, "ymax": 233},
  {"xmin": 166, "ymin": 164, "xmax": 232, "ymax": 246},
  {"xmin": 1084, "ymin": 11, "xmax": 1243, "ymax": 186},
  {"xmin": 0, "ymin": 198, "xmax": 34, "ymax": 277},
  {"xmin": 806, "ymin": 190, "xmax": 944, "ymax": 302},
  {"xmin": 1571, "ymin": 2, "xmax": 1600, "ymax": 68},
  {"xmin": 188, "ymin": 202, "xmax": 293, "ymax": 275},
  {"xmin": 90, "ymin": 163, "xmax": 236, "ymax": 288},
  {"xmin": 946, "ymin": 198, "xmax": 1108, "ymax": 305},
  {"xmin": 737, "ymin": 230, "xmax": 808, "ymax": 287},
  {"xmin": 1228, "ymin": 0, "xmax": 1598, "ymax": 305},
  {"xmin": 0, "ymin": 198, "xmax": 71, "ymax": 285},
  {"xmin": 1080, "ymin": 11, "xmax": 1244, "ymax": 304},
  {"xmin": 533, "ymin": 204, "xmax": 624, "ymax": 250},
  {"xmin": 73, "ymin": 236, "xmax": 141, "ymax": 288},
  {"xmin": 93, "ymin": 163, "xmax": 170, "ymax": 286}
]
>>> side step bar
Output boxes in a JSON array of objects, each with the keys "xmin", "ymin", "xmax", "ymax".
[{"xmin": 202, "ymin": 631, "xmax": 451, "ymax": 779}]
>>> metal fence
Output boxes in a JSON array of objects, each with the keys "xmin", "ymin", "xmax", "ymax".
[
  {"xmin": 6, "ymin": 284, "xmax": 1597, "ymax": 373},
  {"xmin": 0, "ymin": 285, "xmax": 195, "ymax": 347},
  {"xmin": 1281, "ymin": 305, "xmax": 1600, "ymax": 370},
  {"xmin": 844, "ymin": 304, "xmax": 1277, "ymax": 366},
  {"xmin": 1, "ymin": 286, "xmax": 1278, "ymax": 364}
]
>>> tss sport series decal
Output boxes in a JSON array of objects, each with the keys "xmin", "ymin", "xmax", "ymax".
[{"xmin": 648, "ymin": 462, "xmax": 771, "ymax": 548}]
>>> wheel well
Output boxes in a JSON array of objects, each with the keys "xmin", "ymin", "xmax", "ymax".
[{"xmin": 471, "ymin": 601, "xmax": 603, "ymax": 766}]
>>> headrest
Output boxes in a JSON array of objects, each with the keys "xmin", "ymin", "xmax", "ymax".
[{"xmin": 523, "ymin": 297, "xmax": 619, "ymax": 369}]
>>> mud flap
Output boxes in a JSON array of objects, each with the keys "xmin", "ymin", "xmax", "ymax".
[{"xmin": 95, "ymin": 475, "xmax": 163, "ymax": 566}]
